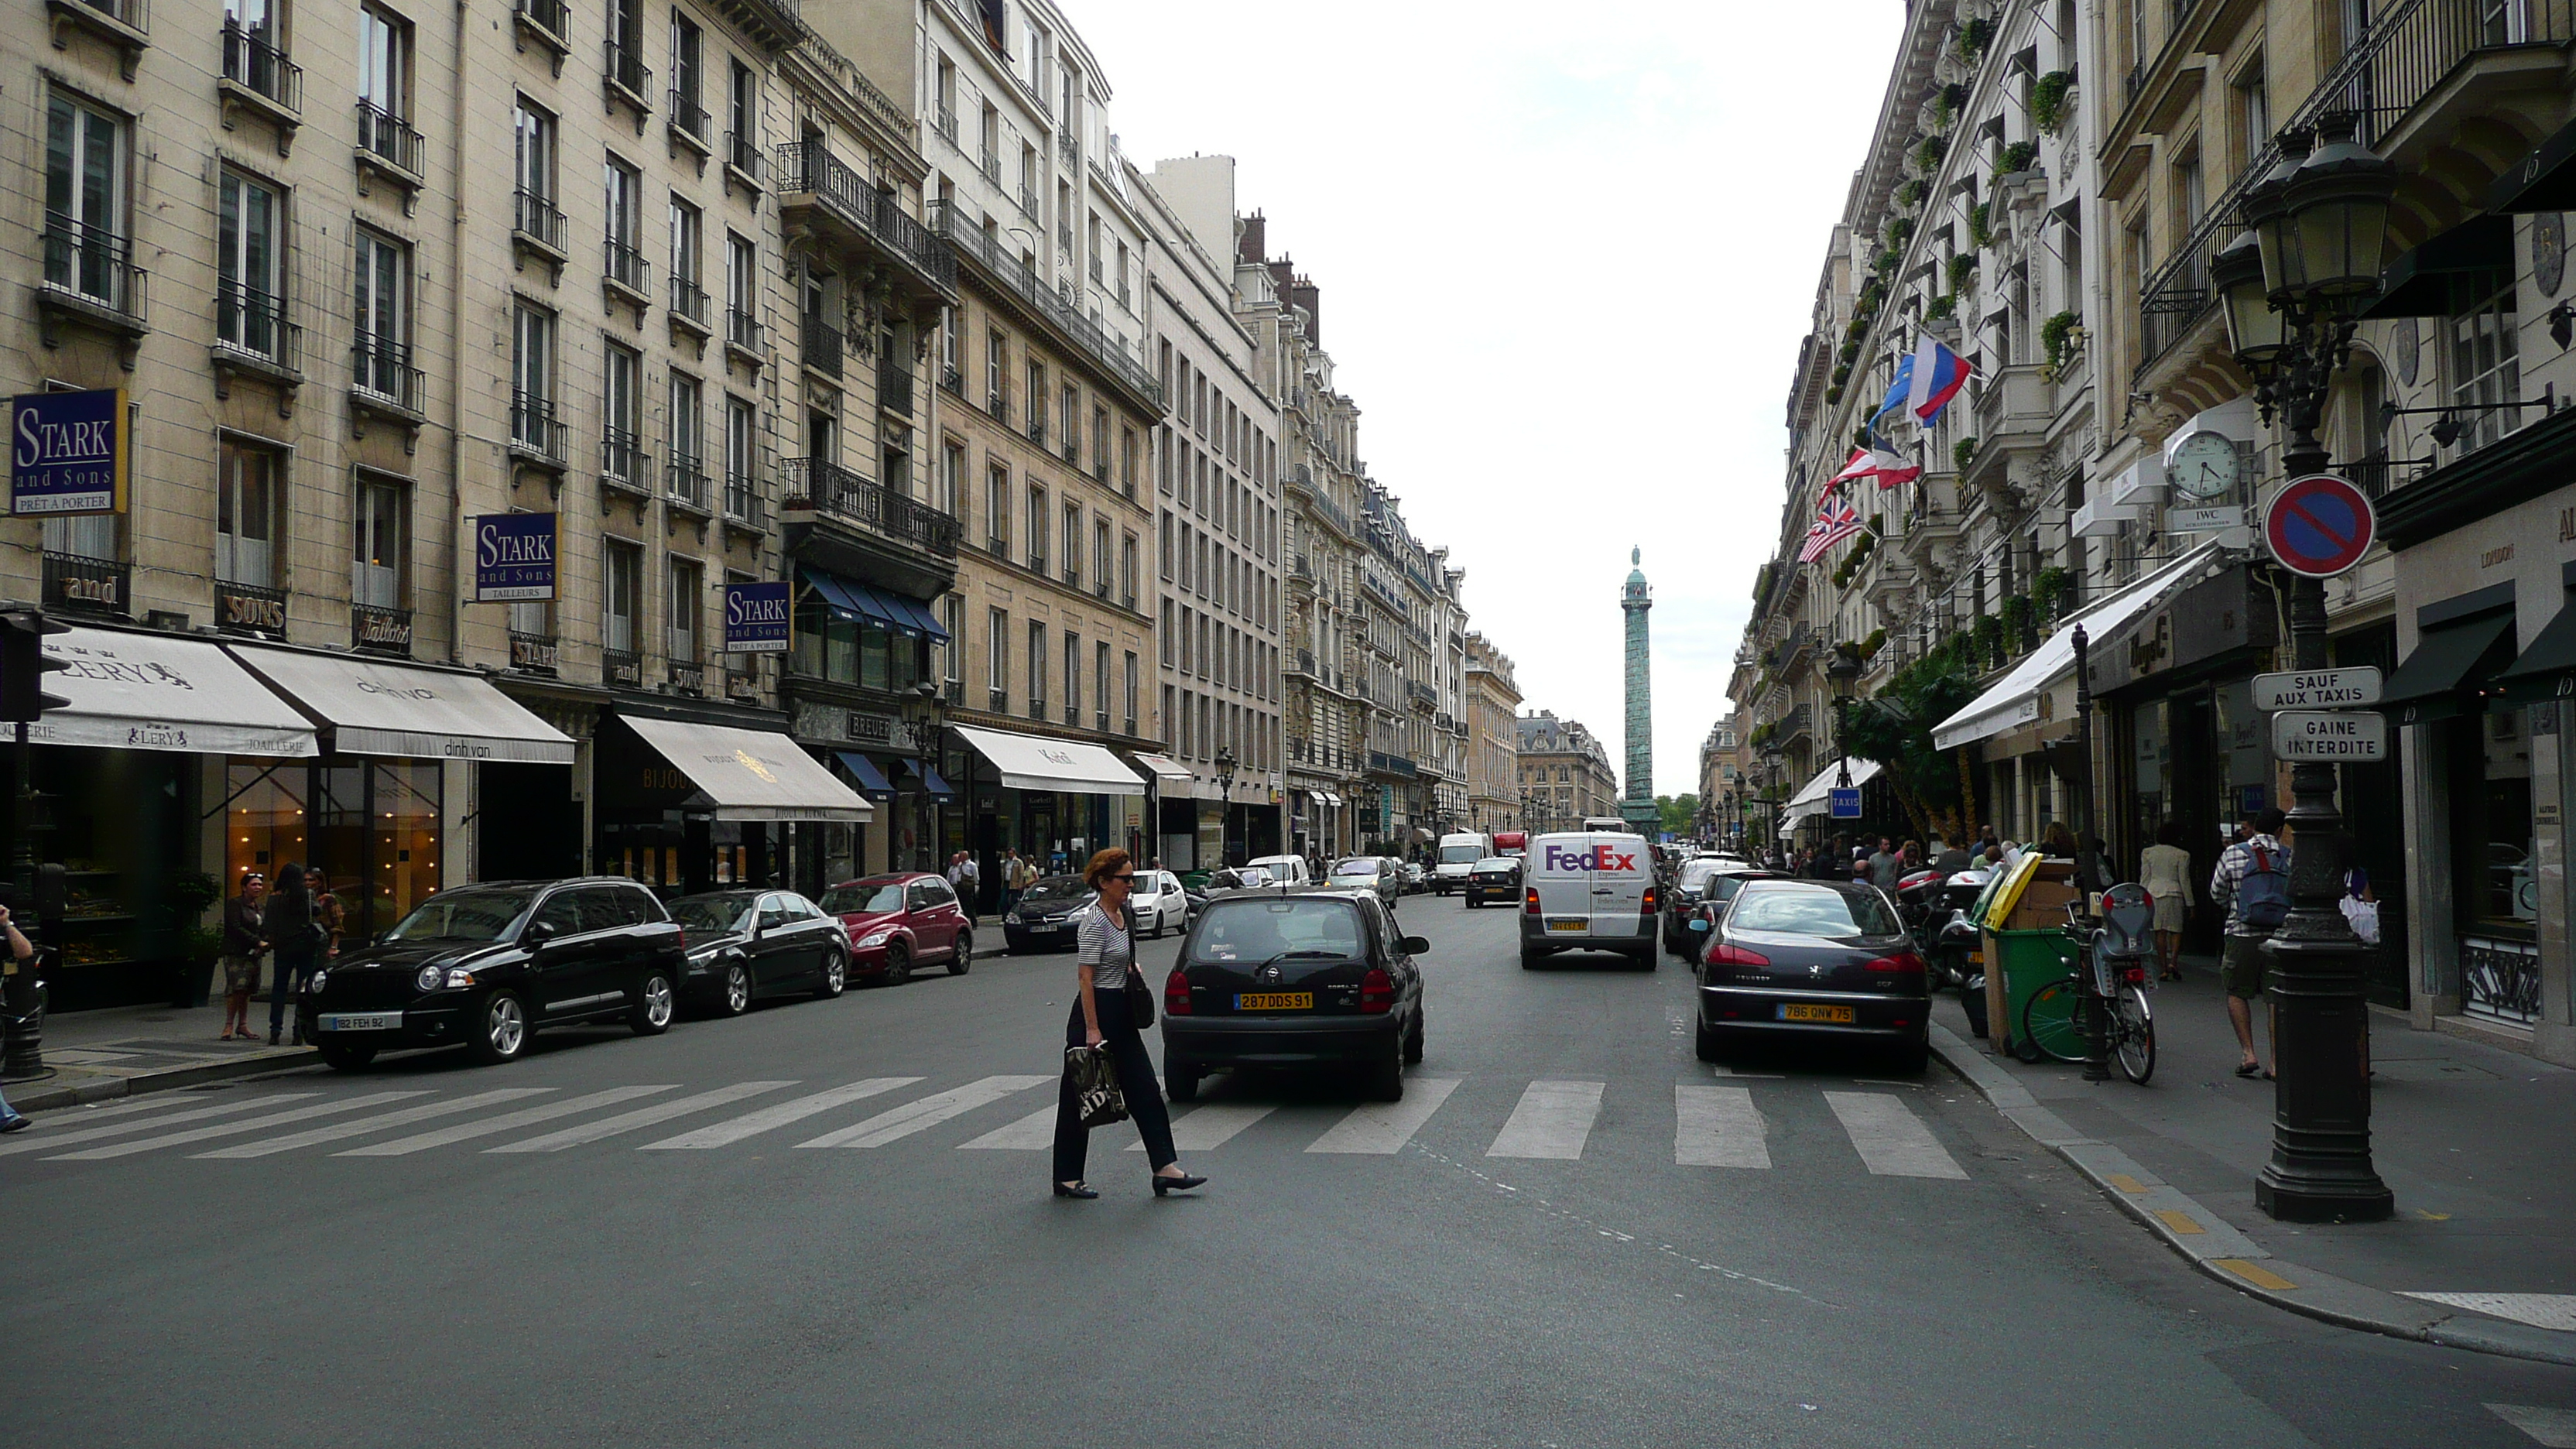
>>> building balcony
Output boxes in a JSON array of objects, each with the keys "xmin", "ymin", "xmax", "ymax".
[
  {"xmin": 774, "ymin": 141, "xmax": 958, "ymax": 307},
  {"xmin": 42, "ymin": 552, "xmax": 127, "ymax": 615},
  {"xmin": 353, "ymin": 603, "xmax": 413, "ymax": 656},
  {"xmin": 36, "ymin": 214, "xmax": 149, "ymax": 355},
  {"xmin": 46, "ymin": 0, "xmax": 149, "ymax": 82},
  {"xmin": 354, "ymin": 101, "xmax": 424, "ymax": 193}
]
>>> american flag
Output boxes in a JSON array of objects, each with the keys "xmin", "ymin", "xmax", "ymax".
[{"xmin": 1798, "ymin": 487, "xmax": 1865, "ymax": 564}]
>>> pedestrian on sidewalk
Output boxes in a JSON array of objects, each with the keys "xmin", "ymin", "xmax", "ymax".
[
  {"xmin": 265, "ymin": 863, "xmax": 319, "ymax": 1047},
  {"xmin": 1050, "ymin": 848, "xmax": 1204, "ymax": 1201},
  {"xmin": 2139, "ymin": 820, "xmax": 2195, "ymax": 981},
  {"xmin": 218, "ymin": 870, "xmax": 269, "ymax": 1040},
  {"xmin": 0, "ymin": 904, "xmax": 36, "ymax": 1132},
  {"xmin": 2210, "ymin": 808, "xmax": 2290, "ymax": 1078}
]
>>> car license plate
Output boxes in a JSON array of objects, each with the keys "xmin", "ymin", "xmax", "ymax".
[
  {"xmin": 1776, "ymin": 1003, "xmax": 1855, "ymax": 1024},
  {"xmin": 320, "ymin": 1012, "xmax": 402, "ymax": 1033},
  {"xmin": 1547, "ymin": 919, "xmax": 1588, "ymax": 933},
  {"xmin": 1235, "ymin": 992, "xmax": 1311, "ymax": 1011}
]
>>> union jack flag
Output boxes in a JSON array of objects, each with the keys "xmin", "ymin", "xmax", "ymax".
[{"xmin": 1799, "ymin": 488, "xmax": 1865, "ymax": 564}]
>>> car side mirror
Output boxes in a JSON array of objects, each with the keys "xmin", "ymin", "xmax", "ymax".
[
  {"xmin": 1688, "ymin": 918, "xmax": 1709, "ymax": 933},
  {"xmin": 1399, "ymin": 935, "xmax": 1430, "ymax": 955}
]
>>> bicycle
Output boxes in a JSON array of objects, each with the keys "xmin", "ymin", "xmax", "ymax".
[{"xmin": 2016, "ymin": 884, "xmax": 2156, "ymax": 1084}]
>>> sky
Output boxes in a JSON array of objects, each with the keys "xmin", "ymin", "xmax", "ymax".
[{"xmin": 1068, "ymin": 0, "xmax": 1908, "ymax": 800}]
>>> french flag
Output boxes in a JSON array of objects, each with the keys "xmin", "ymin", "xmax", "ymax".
[{"xmin": 1906, "ymin": 333, "xmax": 1974, "ymax": 424}]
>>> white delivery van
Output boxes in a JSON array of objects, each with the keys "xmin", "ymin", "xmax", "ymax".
[
  {"xmin": 1431, "ymin": 832, "xmax": 1491, "ymax": 895},
  {"xmin": 1519, "ymin": 831, "xmax": 1656, "ymax": 969},
  {"xmin": 1243, "ymin": 855, "xmax": 1311, "ymax": 886}
]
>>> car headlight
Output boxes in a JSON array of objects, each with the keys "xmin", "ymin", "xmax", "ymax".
[
  {"xmin": 444, "ymin": 967, "xmax": 478, "ymax": 989},
  {"xmin": 307, "ymin": 970, "xmax": 328, "ymax": 995},
  {"xmin": 857, "ymin": 930, "xmax": 893, "ymax": 948}
]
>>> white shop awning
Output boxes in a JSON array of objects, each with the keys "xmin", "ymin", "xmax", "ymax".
[
  {"xmin": 622, "ymin": 717, "xmax": 872, "ymax": 822},
  {"xmin": 35, "ymin": 625, "xmax": 317, "ymax": 757},
  {"xmin": 1931, "ymin": 543, "xmax": 2223, "ymax": 752},
  {"xmin": 229, "ymin": 644, "xmax": 574, "ymax": 763},
  {"xmin": 1130, "ymin": 752, "xmax": 1194, "ymax": 785},
  {"xmin": 1778, "ymin": 758, "xmax": 1887, "ymax": 824},
  {"xmin": 954, "ymin": 724, "xmax": 1146, "ymax": 796}
]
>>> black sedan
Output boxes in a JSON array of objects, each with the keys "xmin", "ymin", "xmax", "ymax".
[
  {"xmin": 1461, "ymin": 856, "xmax": 1522, "ymax": 907},
  {"xmin": 1160, "ymin": 889, "xmax": 1427, "ymax": 1102},
  {"xmin": 305, "ymin": 879, "xmax": 687, "ymax": 1070},
  {"xmin": 1690, "ymin": 879, "xmax": 1930, "ymax": 1073},
  {"xmin": 1665, "ymin": 866, "xmax": 1788, "ymax": 953},
  {"xmin": 668, "ymin": 889, "xmax": 850, "ymax": 1015},
  {"xmin": 1002, "ymin": 875, "xmax": 1094, "ymax": 953}
]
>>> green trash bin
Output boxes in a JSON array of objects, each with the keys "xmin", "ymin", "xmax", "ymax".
[{"xmin": 1982, "ymin": 927, "xmax": 2081, "ymax": 1060}]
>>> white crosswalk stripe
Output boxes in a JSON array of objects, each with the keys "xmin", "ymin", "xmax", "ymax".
[
  {"xmin": 1823, "ymin": 1091, "xmax": 1967, "ymax": 1179},
  {"xmin": 1303, "ymin": 1079, "xmax": 1461, "ymax": 1155},
  {"xmin": 641, "ymin": 1077, "xmax": 924, "ymax": 1150},
  {"xmin": 1486, "ymin": 1081, "xmax": 1604, "ymax": 1160},
  {"xmin": 46, "ymin": 1093, "xmax": 429, "ymax": 1161},
  {"xmin": 489, "ymin": 1081, "xmax": 797, "ymax": 1153},
  {"xmin": 337, "ymin": 1087, "xmax": 676, "ymax": 1156},
  {"xmin": 1674, "ymin": 1084, "xmax": 1769, "ymax": 1168},
  {"xmin": 957, "ymin": 1105, "xmax": 1058, "ymax": 1151},
  {"xmin": 796, "ymin": 1075, "xmax": 1053, "ymax": 1149},
  {"xmin": 1131, "ymin": 1102, "xmax": 1275, "ymax": 1152},
  {"xmin": 0, "ymin": 1093, "xmax": 316, "ymax": 1156},
  {"xmin": 195, "ymin": 1090, "xmax": 556, "ymax": 1159}
]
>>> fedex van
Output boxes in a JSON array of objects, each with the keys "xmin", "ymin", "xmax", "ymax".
[
  {"xmin": 1519, "ymin": 830, "xmax": 1656, "ymax": 969},
  {"xmin": 1431, "ymin": 832, "xmax": 1492, "ymax": 894}
]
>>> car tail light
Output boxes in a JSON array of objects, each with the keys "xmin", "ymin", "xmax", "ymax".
[
  {"xmin": 1708, "ymin": 944, "xmax": 1770, "ymax": 968},
  {"xmin": 1163, "ymin": 968, "xmax": 1192, "ymax": 1016},
  {"xmin": 1523, "ymin": 887, "xmax": 1540, "ymax": 915},
  {"xmin": 1865, "ymin": 953, "xmax": 1926, "ymax": 974},
  {"xmin": 1359, "ymin": 967, "xmax": 1395, "ymax": 1014}
]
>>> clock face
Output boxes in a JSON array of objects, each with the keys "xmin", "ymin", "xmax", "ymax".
[{"xmin": 2169, "ymin": 433, "xmax": 2241, "ymax": 499}]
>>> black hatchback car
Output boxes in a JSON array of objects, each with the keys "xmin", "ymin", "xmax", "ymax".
[
  {"xmin": 1690, "ymin": 878, "xmax": 1930, "ymax": 1073},
  {"xmin": 305, "ymin": 879, "xmax": 688, "ymax": 1070},
  {"xmin": 667, "ymin": 889, "xmax": 850, "ymax": 1015},
  {"xmin": 1160, "ymin": 889, "xmax": 1427, "ymax": 1102}
]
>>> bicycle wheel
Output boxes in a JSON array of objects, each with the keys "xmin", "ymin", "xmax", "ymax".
[
  {"xmin": 2019, "ymin": 977, "xmax": 2088, "ymax": 1064},
  {"xmin": 2113, "ymin": 985, "xmax": 2156, "ymax": 1084}
]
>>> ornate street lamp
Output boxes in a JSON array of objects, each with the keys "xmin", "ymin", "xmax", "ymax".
[{"xmin": 2217, "ymin": 112, "xmax": 2398, "ymax": 1225}]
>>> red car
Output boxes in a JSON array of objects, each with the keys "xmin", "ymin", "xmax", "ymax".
[{"xmin": 817, "ymin": 872, "xmax": 975, "ymax": 984}]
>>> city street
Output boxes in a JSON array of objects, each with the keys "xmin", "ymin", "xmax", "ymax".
[{"xmin": 8, "ymin": 898, "xmax": 2571, "ymax": 1448}]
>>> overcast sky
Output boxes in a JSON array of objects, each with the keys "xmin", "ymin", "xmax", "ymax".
[{"xmin": 1070, "ymin": 0, "xmax": 1906, "ymax": 800}]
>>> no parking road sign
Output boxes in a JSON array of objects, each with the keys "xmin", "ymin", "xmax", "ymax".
[{"xmin": 2263, "ymin": 474, "xmax": 2376, "ymax": 578}]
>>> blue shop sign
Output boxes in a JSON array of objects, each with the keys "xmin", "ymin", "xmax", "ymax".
[
  {"xmin": 474, "ymin": 512, "xmax": 557, "ymax": 601},
  {"xmin": 724, "ymin": 581, "xmax": 791, "ymax": 653},
  {"xmin": 12, "ymin": 388, "xmax": 128, "ymax": 516}
]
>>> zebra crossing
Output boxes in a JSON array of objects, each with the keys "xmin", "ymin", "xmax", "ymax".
[{"xmin": 9, "ymin": 1072, "xmax": 1974, "ymax": 1179}]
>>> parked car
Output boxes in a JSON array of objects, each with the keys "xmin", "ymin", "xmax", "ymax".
[
  {"xmin": 818, "ymin": 872, "xmax": 975, "ymax": 982},
  {"xmin": 1691, "ymin": 878, "xmax": 1930, "ymax": 1073},
  {"xmin": 1519, "ymin": 831, "xmax": 1656, "ymax": 969},
  {"xmin": 1159, "ymin": 889, "xmax": 1427, "ymax": 1102},
  {"xmin": 1001, "ymin": 875, "xmax": 1094, "ymax": 953},
  {"xmin": 1663, "ymin": 858, "xmax": 1774, "ymax": 955},
  {"xmin": 668, "ymin": 889, "xmax": 850, "ymax": 1014},
  {"xmin": 1462, "ymin": 856, "xmax": 1523, "ymax": 908},
  {"xmin": 1326, "ymin": 856, "xmax": 1403, "ymax": 909},
  {"xmin": 305, "ymin": 878, "xmax": 686, "ymax": 1070},
  {"xmin": 1132, "ymin": 868, "xmax": 1189, "ymax": 938}
]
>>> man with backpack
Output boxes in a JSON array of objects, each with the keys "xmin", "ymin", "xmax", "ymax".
[{"xmin": 2210, "ymin": 807, "xmax": 2291, "ymax": 1079}]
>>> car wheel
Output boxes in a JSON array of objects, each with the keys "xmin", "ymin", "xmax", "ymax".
[
  {"xmin": 1366, "ymin": 1029, "xmax": 1405, "ymax": 1102},
  {"xmin": 814, "ymin": 950, "xmax": 847, "ymax": 1000},
  {"xmin": 883, "ymin": 940, "xmax": 913, "ymax": 985},
  {"xmin": 947, "ymin": 932, "xmax": 972, "ymax": 975},
  {"xmin": 318, "ymin": 1041, "xmax": 376, "ymax": 1072},
  {"xmin": 720, "ymin": 963, "xmax": 754, "ymax": 1017},
  {"xmin": 468, "ymin": 991, "xmax": 530, "ymax": 1065},
  {"xmin": 1403, "ymin": 1008, "xmax": 1424, "ymax": 1064},
  {"xmin": 1694, "ymin": 1018, "xmax": 1724, "ymax": 1064},
  {"xmin": 631, "ymin": 968, "xmax": 677, "ymax": 1036},
  {"xmin": 1166, "ymin": 1057, "xmax": 1201, "ymax": 1102}
]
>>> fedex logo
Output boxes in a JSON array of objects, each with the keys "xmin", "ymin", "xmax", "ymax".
[{"xmin": 1544, "ymin": 844, "xmax": 1638, "ymax": 872}]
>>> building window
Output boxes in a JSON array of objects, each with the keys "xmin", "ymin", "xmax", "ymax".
[
  {"xmin": 669, "ymin": 556, "xmax": 701, "ymax": 663},
  {"xmin": 216, "ymin": 170, "xmax": 285, "ymax": 359},
  {"xmin": 604, "ymin": 543, "xmax": 640, "ymax": 656},
  {"xmin": 2451, "ymin": 279, "xmax": 2520, "ymax": 454},
  {"xmin": 353, "ymin": 471, "xmax": 406, "ymax": 609},
  {"xmin": 353, "ymin": 228, "xmax": 410, "ymax": 399},
  {"xmin": 603, "ymin": 341, "xmax": 644, "ymax": 483},
  {"xmin": 1027, "ymin": 619, "xmax": 1048, "ymax": 718}
]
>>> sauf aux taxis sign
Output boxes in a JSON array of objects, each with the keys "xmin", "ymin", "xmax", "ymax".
[{"xmin": 12, "ymin": 389, "xmax": 128, "ymax": 516}]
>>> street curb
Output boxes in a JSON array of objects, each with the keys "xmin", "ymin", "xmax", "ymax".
[
  {"xmin": 1927, "ymin": 1021, "xmax": 2576, "ymax": 1368},
  {"xmin": 9, "ymin": 1044, "xmax": 321, "ymax": 1115}
]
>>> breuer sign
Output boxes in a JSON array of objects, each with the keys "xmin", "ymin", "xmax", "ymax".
[
  {"xmin": 2252, "ymin": 667, "xmax": 2382, "ymax": 712},
  {"xmin": 2270, "ymin": 709, "xmax": 2386, "ymax": 762}
]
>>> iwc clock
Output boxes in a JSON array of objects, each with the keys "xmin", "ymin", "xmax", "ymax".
[{"xmin": 2168, "ymin": 431, "xmax": 2243, "ymax": 500}]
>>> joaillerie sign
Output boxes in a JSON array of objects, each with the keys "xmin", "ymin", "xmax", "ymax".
[
  {"xmin": 474, "ymin": 512, "xmax": 557, "ymax": 601},
  {"xmin": 12, "ymin": 389, "xmax": 128, "ymax": 516},
  {"xmin": 724, "ymin": 581, "xmax": 790, "ymax": 653}
]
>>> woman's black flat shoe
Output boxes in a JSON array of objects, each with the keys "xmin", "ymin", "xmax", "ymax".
[
  {"xmin": 1053, "ymin": 1181, "xmax": 1098, "ymax": 1200},
  {"xmin": 1151, "ymin": 1173, "xmax": 1207, "ymax": 1197}
]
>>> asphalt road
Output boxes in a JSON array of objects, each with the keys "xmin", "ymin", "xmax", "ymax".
[{"xmin": 6, "ymin": 896, "xmax": 2574, "ymax": 1448}]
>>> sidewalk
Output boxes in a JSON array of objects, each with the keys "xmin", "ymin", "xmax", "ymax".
[{"xmin": 1931, "ymin": 956, "xmax": 2576, "ymax": 1365}]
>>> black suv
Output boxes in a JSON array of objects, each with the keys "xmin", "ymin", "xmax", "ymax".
[{"xmin": 305, "ymin": 878, "xmax": 687, "ymax": 1070}]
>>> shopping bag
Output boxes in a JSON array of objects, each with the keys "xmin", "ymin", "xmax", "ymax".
[
  {"xmin": 2339, "ymin": 895, "xmax": 2382, "ymax": 946},
  {"xmin": 1066, "ymin": 1045, "xmax": 1128, "ymax": 1129}
]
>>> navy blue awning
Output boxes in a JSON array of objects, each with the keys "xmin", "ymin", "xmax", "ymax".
[{"xmin": 833, "ymin": 751, "xmax": 895, "ymax": 799}]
